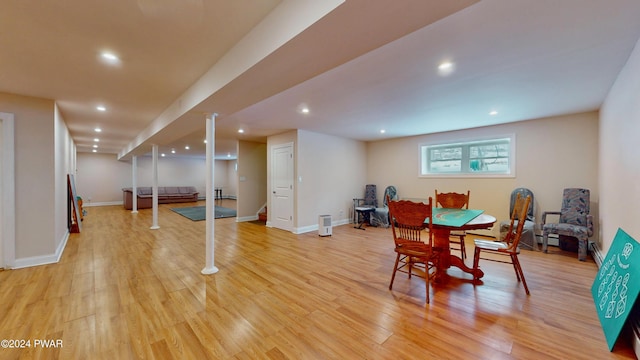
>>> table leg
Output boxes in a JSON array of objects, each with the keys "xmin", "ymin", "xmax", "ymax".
[{"xmin": 432, "ymin": 228, "xmax": 484, "ymax": 280}]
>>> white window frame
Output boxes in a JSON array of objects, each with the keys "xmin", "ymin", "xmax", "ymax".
[{"xmin": 419, "ymin": 134, "xmax": 516, "ymax": 178}]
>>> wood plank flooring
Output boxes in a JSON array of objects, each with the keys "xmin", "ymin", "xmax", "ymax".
[{"xmin": 0, "ymin": 200, "xmax": 636, "ymax": 359}]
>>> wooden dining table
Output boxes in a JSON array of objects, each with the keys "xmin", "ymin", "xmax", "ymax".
[{"xmin": 429, "ymin": 208, "xmax": 497, "ymax": 280}]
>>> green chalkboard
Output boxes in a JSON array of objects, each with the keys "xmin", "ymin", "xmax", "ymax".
[{"xmin": 591, "ymin": 228, "xmax": 640, "ymax": 351}]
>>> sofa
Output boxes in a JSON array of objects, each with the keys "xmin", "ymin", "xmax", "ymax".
[{"xmin": 122, "ymin": 186, "xmax": 199, "ymax": 210}]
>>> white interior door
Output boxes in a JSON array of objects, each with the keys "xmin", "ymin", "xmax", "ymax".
[{"xmin": 270, "ymin": 143, "xmax": 294, "ymax": 231}]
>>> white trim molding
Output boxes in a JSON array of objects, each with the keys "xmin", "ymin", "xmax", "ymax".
[
  {"xmin": 84, "ymin": 201, "xmax": 123, "ymax": 207},
  {"xmin": 236, "ymin": 215, "xmax": 259, "ymax": 222},
  {"xmin": 294, "ymin": 219, "xmax": 351, "ymax": 235},
  {"xmin": 590, "ymin": 242, "xmax": 605, "ymax": 267},
  {"xmin": 12, "ymin": 231, "xmax": 69, "ymax": 269}
]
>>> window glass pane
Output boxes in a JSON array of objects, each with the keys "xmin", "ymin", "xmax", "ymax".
[
  {"xmin": 420, "ymin": 136, "xmax": 514, "ymax": 177},
  {"xmin": 430, "ymin": 147, "xmax": 462, "ymax": 161},
  {"xmin": 469, "ymin": 143, "xmax": 509, "ymax": 172},
  {"xmin": 429, "ymin": 147, "xmax": 462, "ymax": 172},
  {"xmin": 430, "ymin": 159, "xmax": 461, "ymax": 172}
]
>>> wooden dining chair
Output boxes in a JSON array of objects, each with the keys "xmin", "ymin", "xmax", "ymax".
[
  {"xmin": 387, "ymin": 196, "xmax": 439, "ymax": 304},
  {"xmin": 434, "ymin": 190, "xmax": 471, "ymax": 259},
  {"xmin": 472, "ymin": 193, "xmax": 532, "ymax": 295}
]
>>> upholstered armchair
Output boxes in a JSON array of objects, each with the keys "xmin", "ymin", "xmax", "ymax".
[
  {"xmin": 541, "ymin": 188, "xmax": 593, "ymax": 261},
  {"xmin": 370, "ymin": 186, "xmax": 397, "ymax": 228}
]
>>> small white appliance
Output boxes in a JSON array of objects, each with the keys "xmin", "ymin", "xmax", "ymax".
[{"xmin": 319, "ymin": 215, "xmax": 332, "ymax": 236}]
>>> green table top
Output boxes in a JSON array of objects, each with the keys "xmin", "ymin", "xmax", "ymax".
[{"xmin": 430, "ymin": 208, "xmax": 484, "ymax": 227}]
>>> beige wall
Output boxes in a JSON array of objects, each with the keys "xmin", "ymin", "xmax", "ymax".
[
  {"xmin": 367, "ymin": 112, "xmax": 599, "ymax": 238},
  {"xmin": 599, "ymin": 37, "xmax": 640, "ymax": 254},
  {"xmin": 0, "ymin": 92, "xmax": 62, "ymax": 261},
  {"xmin": 296, "ymin": 130, "xmax": 367, "ymax": 229},
  {"xmin": 54, "ymin": 104, "xmax": 76, "ymax": 250},
  {"xmin": 76, "ymin": 153, "xmax": 133, "ymax": 204},
  {"xmin": 225, "ymin": 159, "xmax": 238, "ymax": 198},
  {"xmin": 237, "ymin": 140, "xmax": 267, "ymax": 219},
  {"xmin": 0, "ymin": 93, "xmax": 55, "ymax": 259},
  {"xmin": 76, "ymin": 153, "xmax": 236, "ymax": 204}
]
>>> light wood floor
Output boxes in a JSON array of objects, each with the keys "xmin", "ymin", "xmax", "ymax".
[{"xmin": 0, "ymin": 199, "xmax": 635, "ymax": 359}]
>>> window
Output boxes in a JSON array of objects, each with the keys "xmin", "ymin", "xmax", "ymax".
[{"xmin": 420, "ymin": 135, "xmax": 515, "ymax": 177}]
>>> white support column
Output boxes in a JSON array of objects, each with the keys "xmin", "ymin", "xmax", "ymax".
[
  {"xmin": 202, "ymin": 113, "xmax": 219, "ymax": 275},
  {"xmin": 150, "ymin": 145, "xmax": 160, "ymax": 230},
  {"xmin": 131, "ymin": 155, "xmax": 138, "ymax": 214}
]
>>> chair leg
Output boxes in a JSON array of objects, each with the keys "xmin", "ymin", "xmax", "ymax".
[
  {"xmin": 578, "ymin": 238, "xmax": 587, "ymax": 261},
  {"xmin": 542, "ymin": 232, "xmax": 549, "ymax": 253},
  {"xmin": 512, "ymin": 255, "xmax": 530, "ymax": 295},
  {"xmin": 425, "ymin": 264, "xmax": 430, "ymax": 304},
  {"xmin": 472, "ymin": 247, "xmax": 481, "ymax": 282},
  {"xmin": 459, "ymin": 235, "xmax": 466, "ymax": 259},
  {"xmin": 389, "ymin": 253, "xmax": 400, "ymax": 290},
  {"xmin": 510, "ymin": 255, "xmax": 522, "ymax": 282}
]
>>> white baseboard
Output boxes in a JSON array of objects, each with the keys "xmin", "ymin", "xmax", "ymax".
[
  {"xmin": 236, "ymin": 215, "xmax": 258, "ymax": 222},
  {"xmin": 199, "ymin": 196, "xmax": 237, "ymax": 200},
  {"xmin": 591, "ymin": 243, "xmax": 605, "ymax": 267},
  {"xmin": 294, "ymin": 219, "xmax": 351, "ymax": 234},
  {"xmin": 333, "ymin": 219, "xmax": 351, "ymax": 227},
  {"xmin": 84, "ymin": 201, "xmax": 122, "ymax": 207},
  {"xmin": 294, "ymin": 224, "xmax": 316, "ymax": 234},
  {"xmin": 12, "ymin": 231, "xmax": 69, "ymax": 269},
  {"xmin": 264, "ymin": 219, "xmax": 351, "ymax": 234}
]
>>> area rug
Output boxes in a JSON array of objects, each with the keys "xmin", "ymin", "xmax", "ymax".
[{"xmin": 170, "ymin": 206, "xmax": 236, "ymax": 221}]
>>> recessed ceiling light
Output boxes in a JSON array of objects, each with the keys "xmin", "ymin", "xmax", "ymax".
[
  {"xmin": 96, "ymin": 106, "xmax": 106, "ymax": 112},
  {"xmin": 489, "ymin": 110, "xmax": 498, "ymax": 116},
  {"xmin": 185, "ymin": 145, "xmax": 190, "ymax": 150},
  {"xmin": 100, "ymin": 52, "xmax": 120, "ymax": 65},
  {"xmin": 227, "ymin": 153, "xmax": 231, "ymax": 158},
  {"xmin": 203, "ymin": 139, "xmax": 207, "ymax": 144},
  {"xmin": 238, "ymin": 129, "xmax": 244, "ymax": 134},
  {"xmin": 161, "ymin": 153, "xmax": 166, "ymax": 157},
  {"xmin": 94, "ymin": 127, "xmax": 102, "ymax": 132},
  {"xmin": 297, "ymin": 103, "xmax": 311, "ymax": 114},
  {"xmin": 92, "ymin": 149, "xmax": 97, "ymax": 153},
  {"xmin": 438, "ymin": 61, "xmax": 455, "ymax": 76},
  {"xmin": 171, "ymin": 149, "xmax": 176, "ymax": 154},
  {"xmin": 93, "ymin": 144, "xmax": 98, "ymax": 148},
  {"xmin": 101, "ymin": 52, "xmax": 118, "ymax": 60},
  {"xmin": 93, "ymin": 138, "xmax": 99, "ymax": 142},
  {"xmin": 380, "ymin": 129, "xmax": 386, "ymax": 134}
]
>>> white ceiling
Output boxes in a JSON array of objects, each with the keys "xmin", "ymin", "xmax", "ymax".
[{"xmin": 3, "ymin": 0, "xmax": 640, "ymax": 160}]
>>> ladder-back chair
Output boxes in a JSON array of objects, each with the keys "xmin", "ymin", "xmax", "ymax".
[
  {"xmin": 435, "ymin": 190, "xmax": 471, "ymax": 259},
  {"xmin": 388, "ymin": 196, "xmax": 439, "ymax": 304},
  {"xmin": 472, "ymin": 193, "xmax": 532, "ymax": 295}
]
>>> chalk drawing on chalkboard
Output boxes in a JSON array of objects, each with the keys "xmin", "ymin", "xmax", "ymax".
[{"xmin": 591, "ymin": 228, "xmax": 640, "ymax": 351}]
